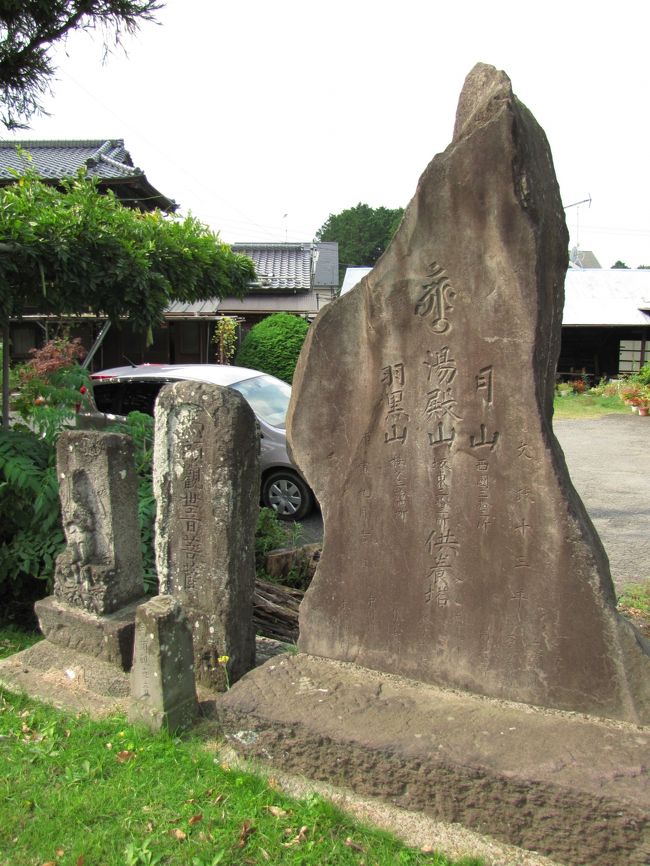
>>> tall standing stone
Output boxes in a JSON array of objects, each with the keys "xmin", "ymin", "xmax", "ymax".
[
  {"xmin": 35, "ymin": 430, "xmax": 146, "ymax": 669},
  {"xmin": 154, "ymin": 381, "xmax": 259, "ymax": 691},
  {"xmin": 288, "ymin": 64, "xmax": 650, "ymax": 724}
]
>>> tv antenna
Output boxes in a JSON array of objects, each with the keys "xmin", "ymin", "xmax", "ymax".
[{"xmin": 564, "ymin": 195, "xmax": 592, "ymax": 263}]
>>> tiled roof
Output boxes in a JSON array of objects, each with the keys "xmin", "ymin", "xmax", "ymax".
[
  {"xmin": 0, "ymin": 139, "xmax": 138, "ymax": 180},
  {"xmin": 232, "ymin": 243, "xmax": 313, "ymax": 291},
  {"xmin": 0, "ymin": 139, "xmax": 176, "ymax": 211}
]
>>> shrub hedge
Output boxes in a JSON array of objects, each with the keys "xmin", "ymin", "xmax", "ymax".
[{"xmin": 234, "ymin": 313, "xmax": 309, "ymax": 383}]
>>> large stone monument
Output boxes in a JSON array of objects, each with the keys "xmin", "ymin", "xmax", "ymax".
[
  {"xmin": 35, "ymin": 430, "xmax": 146, "ymax": 669},
  {"xmin": 287, "ymin": 64, "xmax": 649, "ymax": 725},
  {"xmin": 154, "ymin": 381, "xmax": 259, "ymax": 691}
]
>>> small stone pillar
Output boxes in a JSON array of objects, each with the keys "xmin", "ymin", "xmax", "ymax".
[
  {"xmin": 129, "ymin": 595, "xmax": 198, "ymax": 732},
  {"xmin": 154, "ymin": 381, "xmax": 260, "ymax": 691},
  {"xmin": 35, "ymin": 431, "xmax": 146, "ymax": 670}
]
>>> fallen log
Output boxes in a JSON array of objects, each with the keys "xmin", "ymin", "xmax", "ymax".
[{"xmin": 253, "ymin": 579, "xmax": 303, "ymax": 644}]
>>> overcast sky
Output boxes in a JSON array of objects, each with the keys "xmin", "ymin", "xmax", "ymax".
[{"xmin": 2, "ymin": 1, "xmax": 649, "ymax": 270}]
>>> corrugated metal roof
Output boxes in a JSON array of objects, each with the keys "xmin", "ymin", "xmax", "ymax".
[
  {"xmin": 313, "ymin": 242, "xmax": 339, "ymax": 287},
  {"xmin": 232, "ymin": 243, "xmax": 313, "ymax": 291},
  {"xmin": 166, "ymin": 299, "xmax": 221, "ymax": 317},
  {"xmin": 563, "ymin": 269, "xmax": 650, "ymax": 326},
  {"xmin": 340, "ymin": 267, "xmax": 372, "ymax": 295}
]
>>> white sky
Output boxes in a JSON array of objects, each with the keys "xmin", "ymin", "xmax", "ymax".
[{"xmin": 2, "ymin": 0, "xmax": 649, "ymax": 269}]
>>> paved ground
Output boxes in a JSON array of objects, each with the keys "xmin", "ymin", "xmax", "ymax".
[
  {"xmin": 554, "ymin": 413, "xmax": 650, "ymax": 592},
  {"xmin": 298, "ymin": 414, "xmax": 650, "ymax": 594}
]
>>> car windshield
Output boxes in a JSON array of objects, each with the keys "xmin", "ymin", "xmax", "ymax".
[{"xmin": 230, "ymin": 375, "xmax": 291, "ymax": 429}]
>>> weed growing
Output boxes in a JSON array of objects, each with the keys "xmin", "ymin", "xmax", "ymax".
[
  {"xmin": 618, "ymin": 583, "xmax": 650, "ymax": 618},
  {"xmin": 0, "ymin": 687, "xmax": 482, "ymax": 866}
]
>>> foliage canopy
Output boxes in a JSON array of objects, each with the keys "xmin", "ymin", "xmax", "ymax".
[
  {"xmin": 0, "ymin": 0, "xmax": 162, "ymax": 129},
  {"xmin": 0, "ymin": 169, "xmax": 255, "ymax": 331},
  {"xmin": 316, "ymin": 202, "xmax": 404, "ymax": 281},
  {"xmin": 235, "ymin": 313, "xmax": 309, "ymax": 383}
]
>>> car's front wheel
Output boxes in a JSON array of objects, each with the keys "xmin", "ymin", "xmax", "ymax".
[{"xmin": 262, "ymin": 470, "xmax": 313, "ymax": 521}]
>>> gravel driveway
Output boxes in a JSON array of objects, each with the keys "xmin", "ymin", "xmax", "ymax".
[{"xmin": 299, "ymin": 413, "xmax": 649, "ymax": 595}]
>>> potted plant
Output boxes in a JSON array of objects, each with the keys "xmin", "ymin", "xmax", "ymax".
[
  {"xmin": 637, "ymin": 386, "xmax": 650, "ymax": 417},
  {"xmin": 620, "ymin": 383, "xmax": 643, "ymax": 411}
]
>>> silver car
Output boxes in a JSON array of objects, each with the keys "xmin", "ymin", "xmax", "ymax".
[{"xmin": 78, "ymin": 363, "xmax": 314, "ymax": 520}]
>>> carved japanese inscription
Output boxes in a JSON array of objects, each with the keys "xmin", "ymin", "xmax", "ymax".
[
  {"xmin": 288, "ymin": 63, "xmax": 649, "ymax": 724},
  {"xmin": 154, "ymin": 382, "xmax": 259, "ymax": 690}
]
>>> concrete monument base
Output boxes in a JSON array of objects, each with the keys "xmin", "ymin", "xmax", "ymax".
[
  {"xmin": 35, "ymin": 594, "xmax": 148, "ymax": 670},
  {"xmin": 217, "ymin": 653, "xmax": 649, "ymax": 866}
]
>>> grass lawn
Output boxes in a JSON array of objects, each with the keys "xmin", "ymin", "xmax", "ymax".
[
  {"xmin": 0, "ymin": 629, "xmax": 482, "ymax": 866},
  {"xmin": 552, "ymin": 393, "xmax": 630, "ymax": 420},
  {"xmin": 618, "ymin": 583, "xmax": 650, "ymax": 638}
]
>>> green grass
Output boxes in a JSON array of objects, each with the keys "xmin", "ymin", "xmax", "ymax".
[
  {"xmin": 553, "ymin": 393, "xmax": 629, "ymax": 419},
  {"xmin": 618, "ymin": 583, "xmax": 650, "ymax": 617},
  {"xmin": 0, "ymin": 626, "xmax": 41, "ymax": 659},
  {"xmin": 0, "ymin": 631, "xmax": 482, "ymax": 866}
]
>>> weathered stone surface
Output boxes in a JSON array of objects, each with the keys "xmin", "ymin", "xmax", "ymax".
[
  {"xmin": 154, "ymin": 381, "xmax": 259, "ymax": 690},
  {"xmin": 0, "ymin": 640, "xmax": 131, "ymax": 714},
  {"xmin": 52, "ymin": 430, "xmax": 144, "ymax": 614},
  {"xmin": 287, "ymin": 64, "xmax": 650, "ymax": 723},
  {"xmin": 34, "ymin": 595, "xmax": 142, "ymax": 670},
  {"xmin": 129, "ymin": 595, "xmax": 198, "ymax": 732},
  {"xmin": 219, "ymin": 653, "xmax": 650, "ymax": 866}
]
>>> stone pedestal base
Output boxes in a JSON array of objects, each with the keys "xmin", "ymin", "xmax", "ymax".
[
  {"xmin": 35, "ymin": 595, "xmax": 148, "ymax": 671},
  {"xmin": 218, "ymin": 654, "xmax": 650, "ymax": 866},
  {"xmin": 0, "ymin": 640, "xmax": 131, "ymax": 716}
]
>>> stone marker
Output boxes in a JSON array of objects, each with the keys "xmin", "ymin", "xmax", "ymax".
[
  {"xmin": 288, "ymin": 63, "xmax": 650, "ymax": 724},
  {"xmin": 129, "ymin": 595, "xmax": 198, "ymax": 732},
  {"xmin": 154, "ymin": 381, "xmax": 259, "ymax": 691},
  {"xmin": 35, "ymin": 430, "xmax": 146, "ymax": 670}
]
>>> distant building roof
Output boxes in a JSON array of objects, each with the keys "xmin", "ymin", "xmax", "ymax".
[
  {"xmin": 569, "ymin": 249, "xmax": 601, "ymax": 269},
  {"xmin": 0, "ymin": 139, "xmax": 177, "ymax": 212},
  {"xmin": 232, "ymin": 242, "xmax": 339, "ymax": 292},
  {"xmin": 563, "ymin": 269, "xmax": 650, "ymax": 326},
  {"xmin": 233, "ymin": 243, "xmax": 313, "ymax": 291},
  {"xmin": 340, "ymin": 267, "xmax": 372, "ymax": 295},
  {"xmin": 165, "ymin": 299, "xmax": 222, "ymax": 318},
  {"xmin": 167, "ymin": 242, "xmax": 339, "ymax": 319}
]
